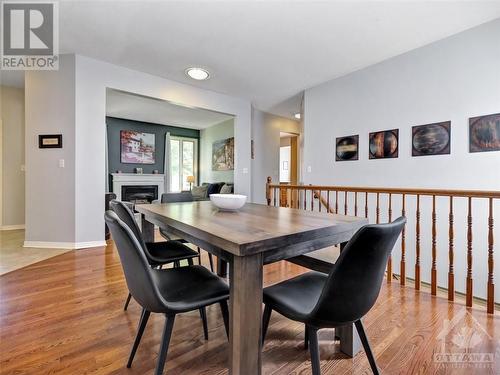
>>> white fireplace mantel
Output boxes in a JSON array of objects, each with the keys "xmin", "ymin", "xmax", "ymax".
[{"xmin": 111, "ymin": 173, "xmax": 165, "ymax": 201}]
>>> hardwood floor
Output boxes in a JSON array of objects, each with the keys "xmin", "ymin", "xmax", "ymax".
[{"xmin": 1, "ymin": 237, "xmax": 499, "ymax": 374}]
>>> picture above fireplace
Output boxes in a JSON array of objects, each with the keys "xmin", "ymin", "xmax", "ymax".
[{"xmin": 120, "ymin": 130, "xmax": 155, "ymax": 164}]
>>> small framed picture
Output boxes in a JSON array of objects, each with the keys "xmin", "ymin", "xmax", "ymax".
[
  {"xmin": 412, "ymin": 121, "xmax": 451, "ymax": 156},
  {"xmin": 39, "ymin": 134, "xmax": 62, "ymax": 148},
  {"xmin": 369, "ymin": 129, "xmax": 399, "ymax": 159},
  {"xmin": 469, "ymin": 113, "xmax": 500, "ymax": 153},
  {"xmin": 336, "ymin": 135, "xmax": 359, "ymax": 161}
]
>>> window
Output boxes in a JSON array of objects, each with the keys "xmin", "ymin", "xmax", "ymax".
[{"xmin": 169, "ymin": 136, "xmax": 198, "ymax": 192}]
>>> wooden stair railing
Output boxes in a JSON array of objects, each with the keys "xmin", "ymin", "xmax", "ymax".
[{"xmin": 265, "ymin": 176, "xmax": 500, "ymax": 314}]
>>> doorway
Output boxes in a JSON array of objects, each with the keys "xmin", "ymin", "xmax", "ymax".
[{"xmin": 279, "ymin": 132, "xmax": 299, "ymax": 206}]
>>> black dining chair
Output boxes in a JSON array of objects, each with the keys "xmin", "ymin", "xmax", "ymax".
[
  {"xmin": 105, "ymin": 210, "xmax": 230, "ymax": 375},
  {"xmin": 262, "ymin": 217, "xmax": 406, "ymax": 375},
  {"xmin": 109, "ymin": 200, "xmax": 200, "ymax": 311},
  {"xmin": 159, "ymin": 192, "xmax": 215, "ymax": 272}
]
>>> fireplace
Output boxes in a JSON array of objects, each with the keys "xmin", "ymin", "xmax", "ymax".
[
  {"xmin": 121, "ymin": 185, "xmax": 158, "ymax": 204},
  {"xmin": 111, "ymin": 173, "xmax": 165, "ymax": 201}
]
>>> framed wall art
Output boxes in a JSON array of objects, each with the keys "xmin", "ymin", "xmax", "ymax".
[
  {"xmin": 412, "ymin": 121, "xmax": 451, "ymax": 156},
  {"xmin": 369, "ymin": 129, "xmax": 399, "ymax": 159}
]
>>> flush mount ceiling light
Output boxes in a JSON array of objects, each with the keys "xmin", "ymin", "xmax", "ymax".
[
  {"xmin": 294, "ymin": 113, "xmax": 301, "ymax": 119},
  {"xmin": 185, "ymin": 67, "xmax": 210, "ymax": 80}
]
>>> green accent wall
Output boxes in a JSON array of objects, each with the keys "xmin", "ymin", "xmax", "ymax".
[{"xmin": 106, "ymin": 116, "xmax": 199, "ymax": 176}]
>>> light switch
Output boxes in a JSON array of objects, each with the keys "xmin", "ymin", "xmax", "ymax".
[
  {"xmin": 59, "ymin": 159, "xmax": 65, "ymax": 168},
  {"xmin": 20, "ymin": 164, "xmax": 25, "ymax": 172},
  {"xmin": 307, "ymin": 166, "xmax": 312, "ymax": 173}
]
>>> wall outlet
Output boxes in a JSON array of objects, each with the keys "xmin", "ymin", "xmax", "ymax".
[
  {"xmin": 307, "ymin": 166, "xmax": 312, "ymax": 173},
  {"xmin": 242, "ymin": 167, "xmax": 248, "ymax": 174},
  {"xmin": 59, "ymin": 159, "xmax": 65, "ymax": 168},
  {"xmin": 20, "ymin": 164, "xmax": 25, "ymax": 172}
]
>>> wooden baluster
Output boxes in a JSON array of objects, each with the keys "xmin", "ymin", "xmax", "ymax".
[
  {"xmin": 319, "ymin": 190, "xmax": 322, "ymax": 212},
  {"xmin": 290, "ymin": 187, "xmax": 294, "ymax": 209},
  {"xmin": 376, "ymin": 193, "xmax": 380, "ymax": 224},
  {"xmin": 303, "ymin": 189, "xmax": 307, "ymax": 211},
  {"xmin": 273, "ymin": 188, "xmax": 277, "ymax": 207},
  {"xmin": 335, "ymin": 191, "xmax": 339, "ymax": 214},
  {"xmin": 431, "ymin": 195, "xmax": 437, "ymax": 296},
  {"xmin": 387, "ymin": 193, "xmax": 392, "ymax": 283},
  {"xmin": 448, "ymin": 196, "xmax": 454, "ymax": 301},
  {"xmin": 365, "ymin": 192, "xmax": 368, "ymax": 218},
  {"xmin": 266, "ymin": 177, "xmax": 272, "ymax": 206},
  {"xmin": 487, "ymin": 198, "xmax": 494, "ymax": 314},
  {"xmin": 344, "ymin": 190, "xmax": 347, "ymax": 215},
  {"xmin": 401, "ymin": 194, "xmax": 406, "ymax": 286},
  {"xmin": 344, "ymin": 191, "xmax": 348, "ymax": 215},
  {"xmin": 311, "ymin": 189, "xmax": 314, "ymax": 211},
  {"xmin": 354, "ymin": 192, "xmax": 358, "ymax": 216},
  {"xmin": 466, "ymin": 197, "xmax": 473, "ymax": 307},
  {"xmin": 327, "ymin": 191, "xmax": 330, "ymax": 213},
  {"xmin": 415, "ymin": 194, "xmax": 421, "ymax": 290}
]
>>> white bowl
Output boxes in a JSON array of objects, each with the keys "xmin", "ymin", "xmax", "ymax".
[{"xmin": 210, "ymin": 194, "xmax": 247, "ymax": 211}]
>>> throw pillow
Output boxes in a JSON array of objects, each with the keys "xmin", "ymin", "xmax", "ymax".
[
  {"xmin": 220, "ymin": 184, "xmax": 233, "ymax": 194},
  {"xmin": 191, "ymin": 185, "xmax": 208, "ymax": 199}
]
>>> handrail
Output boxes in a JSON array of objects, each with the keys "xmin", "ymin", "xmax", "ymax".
[{"xmin": 267, "ymin": 182, "xmax": 500, "ymax": 199}]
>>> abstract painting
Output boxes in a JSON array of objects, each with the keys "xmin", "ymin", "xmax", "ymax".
[
  {"xmin": 469, "ymin": 113, "xmax": 500, "ymax": 153},
  {"xmin": 212, "ymin": 137, "xmax": 234, "ymax": 170},
  {"xmin": 120, "ymin": 130, "xmax": 155, "ymax": 164},
  {"xmin": 412, "ymin": 121, "xmax": 451, "ymax": 156},
  {"xmin": 369, "ymin": 129, "xmax": 399, "ymax": 159},
  {"xmin": 335, "ymin": 135, "xmax": 359, "ymax": 161}
]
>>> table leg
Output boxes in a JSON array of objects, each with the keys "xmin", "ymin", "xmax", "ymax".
[
  {"xmin": 337, "ymin": 323, "xmax": 362, "ymax": 357},
  {"xmin": 217, "ymin": 259, "xmax": 228, "ymax": 278},
  {"xmin": 229, "ymin": 253, "xmax": 263, "ymax": 375},
  {"xmin": 141, "ymin": 214, "xmax": 154, "ymax": 243}
]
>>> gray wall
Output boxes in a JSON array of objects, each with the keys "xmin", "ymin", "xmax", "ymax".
[
  {"xmin": 1, "ymin": 86, "xmax": 25, "ymax": 227},
  {"xmin": 106, "ymin": 116, "xmax": 200, "ymax": 177},
  {"xmin": 303, "ymin": 19, "xmax": 500, "ymax": 299},
  {"xmin": 25, "ymin": 54, "xmax": 76, "ymax": 244},
  {"xmin": 251, "ymin": 109, "xmax": 301, "ymax": 203},
  {"xmin": 199, "ymin": 119, "xmax": 234, "ymax": 184}
]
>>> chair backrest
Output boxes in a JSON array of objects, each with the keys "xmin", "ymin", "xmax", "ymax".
[
  {"xmin": 109, "ymin": 200, "xmax": 147, "ymax": 248},
  {"xmin": 104, "ymin": 210, "xmax": 166, "ymax": 312},
  {"xmin": 161, "ymin": 192, "xmax": 193, "ymax": 203},
  {"xmin": 309, "ymin": 216, "xmax": 406, "ymax": 326}
]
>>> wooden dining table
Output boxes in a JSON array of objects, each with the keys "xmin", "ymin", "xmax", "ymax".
[{"xmin": 136, "ymin": 201, "xmax": 368, "ymax": 375}]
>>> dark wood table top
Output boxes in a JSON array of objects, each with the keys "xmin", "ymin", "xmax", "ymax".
[{"xmin": 136, "ymin": 201, "xmax": 367, "ymax": 257}]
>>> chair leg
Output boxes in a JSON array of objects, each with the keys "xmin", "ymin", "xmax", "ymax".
[
  {"xmin": 127, "ymin": 308, "xmax": 151, "ymax": 368},
  {"xmin": 197, "ymin": 247, "xmax": 202, "ymax": 265},
  {"xmin": 304, "ymin": 324, "xmax": 309, "ymax": 350},
  {"xmin": 187, "ymin": 258, "xmax": 193, "ymax": 266},
  {"xmin": 208, "ymin": 253, "xmax": 214, "ymax": 273},
  {"xmin": 261, "ymin": 304, "xmax": 272, "ymax": 344},
  {"xmin": 124, "ymin": 292, "xmax": 132, "ymax": 311},
  {"xmin": 174, "ymin": 261, "xmax": 180, "ymax": 268},
  {"xmin": 154, "ymin": 314, "xmax": 176, "ymax": 375},
  {"xmin": 219, "ymin": 300, "xmax": 229, "ymax": 339},
  {"xmin": 308, "ymin": 327, "xmax": 321, "ymax": 375},
  {"xmin": 355, "ymin": 320, "xmax": 380, "ymax": 375},
  {"xmin": 199, "ymin": 307, "xmax": 209, "ymax": 340}
]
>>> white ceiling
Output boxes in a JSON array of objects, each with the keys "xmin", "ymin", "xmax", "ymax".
[
  {"xmin": 3, "ymin": 2, "xmax": 500, "ymax": 119},
  {"xmin": 106, "ymin": 89, "xmax": 233, "ymax": 129}
]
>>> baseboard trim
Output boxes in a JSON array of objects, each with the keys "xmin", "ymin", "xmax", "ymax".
[
  {"xmin": 23, "ymin": 240, "xmax": 107, "ymax": 250},
  {"xmin": 1, "ymin": 224, "xmax": 25, "ymax": 231}
]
